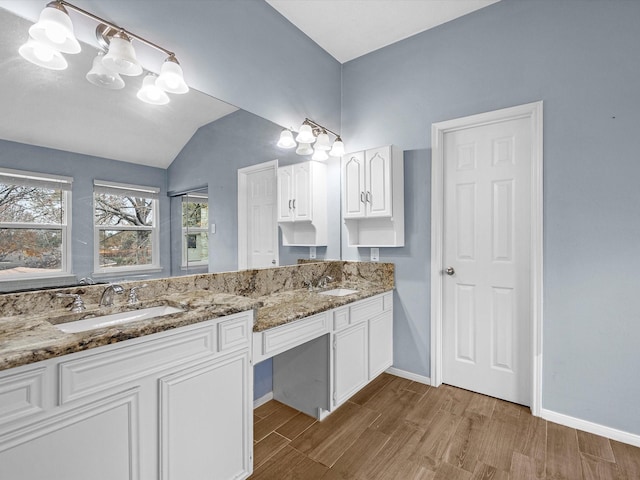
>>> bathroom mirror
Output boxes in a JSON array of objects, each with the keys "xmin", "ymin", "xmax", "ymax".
[{"xmin": 0, "ymin": 7, "xmax": 341, "ymax": 291}]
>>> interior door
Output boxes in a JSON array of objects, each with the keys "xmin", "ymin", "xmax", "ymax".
[
  {"xmin": 246, "ymin": 166, "xmax": 277, "ymax": 269},
  {"xmin": 442, "ymin": 117, "xmax": 531, "ymax": 406}
]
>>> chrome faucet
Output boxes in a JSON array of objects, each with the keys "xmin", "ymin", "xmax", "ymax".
[
  {"xmin": 128, "ymin": 284, "xmax": 148, "ymax": 305},
  {"xmin": 303, "ymin": 279, "xmax": 314, "ymax": 291},
  {"xmin": 317, "ymin": 275, "xmax": 333, "ymax": 289},
  {"xmin": 56, "ymin": 293, "xmax": 86, "ymax": 313},
  {"xmin": 100, "ymin": 284, "xmax": 124, "ymax": 307}
]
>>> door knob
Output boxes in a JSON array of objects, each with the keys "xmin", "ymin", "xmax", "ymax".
[{"xmin": 445, "ymin": 267, "xmax": 455, "ymax": 276}]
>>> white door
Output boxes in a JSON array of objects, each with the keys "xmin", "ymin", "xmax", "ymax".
[
  {"xmin": 342, "ymin": 151, "xmax": 366, "ymax": 218},
  {"xmin": 292, "ymin": 163, "xmax": 312, "ymax": 221},
  {"xmin": 333, "ymin": 322, "xmax": 368, "ymax": 407},
  {"xmin": 276, "ymin": 167, "xmax": 294, "ymax": 222},
  {"xmin": 442, "ymin": 117, "xmax": 531, "ymax": 406},
  {"xmin": 238, "ymin": 161, "xmax": 278, "ymax": 270},
  {"xmin": 365, "ymin": 146, "xmax": 392, "ymax": 217}
]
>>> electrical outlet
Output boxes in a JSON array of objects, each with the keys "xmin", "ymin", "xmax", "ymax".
[
  {"xmin": 310, "ymin": 246, "xmax": 317, "ymax": 259},
  {"xmin": 210, "ymin": 224, "xmax": 216, "ymax": 234},
  {"xmin": 371, "ymin": 247, "xmax": 379, "ymax": 262}
]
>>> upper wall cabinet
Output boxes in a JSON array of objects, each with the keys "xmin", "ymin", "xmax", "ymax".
[
  {"xmin": 342, "ymin": 145, "xmax": 404, "ymax": 247},
  {"xmin": 277, "ymin": 161, "xmax": 327, "ymax": 246}
]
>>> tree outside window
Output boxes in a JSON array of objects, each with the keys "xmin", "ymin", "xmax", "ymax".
[{"xmin": 182, "ymin": 194, "xmax": 208, "ymax": 267}]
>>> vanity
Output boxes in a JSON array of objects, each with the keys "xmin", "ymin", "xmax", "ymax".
[{"xmin": 0, "ymin": 261, "xmax": 394, "ymax": 480}]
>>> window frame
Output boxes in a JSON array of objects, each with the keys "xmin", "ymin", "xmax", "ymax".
[
  {"xmin": 93, "ymin": 179, "xmax": 160, "ymax": 275},
  {"xmin": 181, "ymin": 193, "xmax": 209, "ymax": 268},
  {"xmin": 0, "ymin": 167, "xmax": 73, "ymax": 282}
]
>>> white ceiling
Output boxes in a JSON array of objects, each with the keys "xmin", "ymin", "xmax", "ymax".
[
  {"xmin": 0, "ymin": 7, "xmax": 237, "ymax": 169},
  {"xmin": 266, "ymin": 0, "xmax": 501, "ymax": 63}
]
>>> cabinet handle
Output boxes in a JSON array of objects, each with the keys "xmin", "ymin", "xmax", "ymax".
[
  {"xmin": 288, "ymin": 199, "xmax": 292, "ymax": 210},
  {"xmin": 360, "ymin": 192, "xmax": 365, "ymax": 203},
  {"xmin": 366, "ymin": 191, "xmax": 371, "ymax": 203},
  {"xmin": 292, "ymin": 199, "xmax": 296, "ymax": 210}
]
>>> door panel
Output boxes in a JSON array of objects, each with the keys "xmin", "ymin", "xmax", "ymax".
[
  {"xmin": 248, "ymin": 167, "xmax": 277, "ymax": 268},
  {"xmin": 443, "ymin": 117, "xmax": 531, "ymax": 406},
  {"xmin": 365, "ymin": 147, "xmax": 392, "ymax": 217},
  {"xmin": 342, "ymin": 152, "xmax": 366, "ymax": 218}
]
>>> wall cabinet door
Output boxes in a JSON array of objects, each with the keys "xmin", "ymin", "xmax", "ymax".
[
  {"xmin": 333, "ymin": 322, "xmax": 368, "ymax": 407},
  {"xmin": 365, "ymin": 146, "xmax": 393, "ymax": 217},
  {"xmin": 368, "ymin": 310, "xmax": 393, "ymax": 379},
  {"xmin": 159, "ymin": 351, "xmax": 252, "ymax": 480},
  {"xmin": 292, "ymin": 162, "xmax": 312, "ymax": 220},
  {"xmin": 342, "ymin": 151, "xmax": 366, "ymax": 218},
  {"xmin": 277, "ymin": 166, "xmax": 294, "ymax": 222}
]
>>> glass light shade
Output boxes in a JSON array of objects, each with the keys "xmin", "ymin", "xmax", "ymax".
[
  {"xmin": 312, "ymin": 147, "xmax": 329, "ymax": 161},
  {"xmin": 86, "ymin": 53, "xmax": 125, "ymax": 89},
  {"xmin": 19, "ymin": 38, "xmax": 67, "ymax": 70},
  {"xmin": 29, "ymin": 3, "xmax": 80, "ymax": 54},
  {"xmin": 329, "ymin": 137, "xmax": 345, "ymax": 157},
  {"xmin": 137, "ymin": 74, "xmax": 170, "ymax": 105},
  {"xmin": 277, "ymin": 129, "xmax": 296, "ymax": 149},
  {"xmin": 295, "ymin": 124, "xmax": 316, "ymax": 144},
  {"xmin": 156, "ymin": 58, "xmax": 189, "ymax": 94},
  {"xmin": 315, "ymin": 132, "xmax": 331, "ymax": 151},
  {"xmin": 102, "ymin": 34, "xmax": 143, "ymax": 76},
  {"xmin": 295, "ymin": 142, "xmax": 313, "ymax": 156}
]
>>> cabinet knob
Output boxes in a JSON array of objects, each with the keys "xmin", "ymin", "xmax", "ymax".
[
  {"xmin": 366, "ymin": 191, "xmax": 371, "ymax": 203},
  {"xmin": 360, "ymin": 192, "xmax": 365, "ymax": 203}
]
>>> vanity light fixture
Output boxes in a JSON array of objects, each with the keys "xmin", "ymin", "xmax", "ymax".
[
  {"xmin": 19, "ymin": 0, "xmax": 189, "ymax": 105},
  {"xmin": 278, "ymin": 118, "xmax": 345, "ymax": 160}
]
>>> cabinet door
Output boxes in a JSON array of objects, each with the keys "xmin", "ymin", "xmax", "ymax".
[
  {"xmin": 333, "ymin": 322, "xmax": 368, "ymax": 407},
  {"xmin": 292, "ymin": 162, "xmax": 312, "ymax": 220},
  {"xmin": 369, "ymin": 311, "xmax": 393, "ymax": 379},
  {"xmin": 159, "ymin": 351, "xmax": 252, "ymax": 480},
  {"xmin": 277, "ymin": 166, "xmax": 294, "ymax": 222},
  {"xmin": 342, "ymin": 151, "xmax": 366, "ymax": 218},
  {"xmin": 365, "ymin": 146, "xmax": 393, "ymax": 217}
]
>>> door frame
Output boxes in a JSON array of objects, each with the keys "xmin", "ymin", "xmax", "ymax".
[
  {"xmin": 237, "ymin": 160, "xmax": 279, "ymax": 270},
  {"xmin": 430, "ymin": 101, "xmax": 543, "ymax": 415}
]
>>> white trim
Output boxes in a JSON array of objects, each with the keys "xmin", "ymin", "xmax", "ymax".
[
  {"xmin": 385, "ymin": 367, "xmax": 431, "ymax": 385},
  {"xmin": 430, "ymin": 101, "xmax": 544, "ymax": 416},
  {"xmin": 253, "ymin": 392, "xmax": 274, "ymax": 409},
  {"xmin": 237, "ymin": 160, "xmax": 279, "ymax": 270},
  {"xmin": 542, "ymin": 408, "xmax": 640, "ymax": 448}
]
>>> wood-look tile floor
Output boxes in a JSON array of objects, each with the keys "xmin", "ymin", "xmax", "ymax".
[{"xmin": 249, "ymin": 373, "xmax": 640, "ymax": 479}]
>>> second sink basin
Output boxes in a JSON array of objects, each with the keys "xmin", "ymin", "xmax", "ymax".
[
  {"xmin": 318, "ymin": 288, "xmax": 358, "ymax": 297},
  {"xmin": 55, "ymin": 306, "xmax": 184, "ymax": 333}
]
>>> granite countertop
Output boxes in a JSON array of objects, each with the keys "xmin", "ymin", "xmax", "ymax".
[{"xmin": 0, "ymin": 280, "xmax": 391, "ymax": 372}]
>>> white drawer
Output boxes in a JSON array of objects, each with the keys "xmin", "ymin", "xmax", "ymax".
[
  {"xmin": 333, "ymin": 307, "xmax": 350, "ymax": 331},
  {"xmin": 261, "ymin": 312, "xmax": 329, "ymax": 357},
  {"xmin": 218, "ymin": 313, "xmax": 251, "ymax": 352},
  {"xmin": 350, "ymin": 295, "xmax": 384, "ymax": 324},
  {"xmin": 0, "ymin": 367, "xmax": 46, "ymax": 425},
  {"xmin": 59, "ymin": 322, "xmax": 217, "ymax": 404}
]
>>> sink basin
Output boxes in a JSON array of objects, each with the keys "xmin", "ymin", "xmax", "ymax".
[
  {"xmin": 318, "ymin": 288, "xmax": 358, "ymax": 297},
  {"xmin": 55, "ymin": 306, "xmax": 184, "ymax": 333}
]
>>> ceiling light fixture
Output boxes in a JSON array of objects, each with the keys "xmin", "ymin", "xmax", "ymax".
[
  {"xmin": 278, "ymin": 118, "xmax": 345, "ymax": 160},
  {"xmin": 19, "ymin": 0, "xmax": 189, "ymax": 105}
]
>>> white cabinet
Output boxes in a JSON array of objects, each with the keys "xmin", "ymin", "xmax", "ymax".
[
  {"xmin": 277, "ymin": 161, "xmax": 327, "ymax": 246},
  {"xmin": 333, "ymin": 322, "xmax": 368, "ymax": 406},
  {"xmin": 0, "ymin": 312, "xmax": 254, "ymax": 480},
  {"xmin": 368, "ymin": 310, "xmax": 393, "ymax": 379},
  {"xmin": 342, "ymin": 145, "xmax": 404, "ymax": 247}
]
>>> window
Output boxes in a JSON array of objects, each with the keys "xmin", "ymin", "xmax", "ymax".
[
  {"xmin": 182, "ymin": 193, "xmax": 209, "ymax": 267},
  {"xmin": 93, "ymin": 180, "xmax": 159, "ymax": 274},
  {"xmin": 0, "ymin": 168, "xmax": 72, "ymax": 281}
]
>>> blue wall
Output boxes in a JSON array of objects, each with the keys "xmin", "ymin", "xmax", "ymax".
[
  {"xmin": 341, "ymin": 0, "xmax": 640, "ymax": 435},
  {"xmin": 0, "ymin": 139, "xmax": 170, "ymax": 282}
]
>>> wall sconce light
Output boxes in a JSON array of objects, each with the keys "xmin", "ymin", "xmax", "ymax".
[
  {"xmin": 18, "ymin": 0, "xmax": 189, "ymax": 105},
  {"xmin": 278, "ymin": 118, "xmax": 345, "ymax": 160}
]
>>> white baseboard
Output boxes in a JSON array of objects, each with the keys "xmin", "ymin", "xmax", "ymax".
[
  {"xmin": 542, "ymin": 408, "xmax": 640, "ymax": 448},
  {"xmin": 385, "ymin": 367, "xmax": 431, "ymax": 385},
  {"xmin": 253, "ymin": 392, "xmax": 274, "ymax": 409}
]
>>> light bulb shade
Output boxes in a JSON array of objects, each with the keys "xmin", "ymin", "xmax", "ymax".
[
  {"xmin": 295, "ymin": 124, "xmax": 316, "ymax": 144},
  {"xmin": 315, "ymin": 132, "xmax": 331, "ymax": 151},
  {"xmin": 102, "ymin": 34, "xmax": 142, "ymax": 76},
  {"xmin": 137, "ymin": 74, "xmax": 170, "ymax": 105},
  {"xmin": 29, "ymin": 2, "xmax": 80, "ymax": 54},
  {"xmin": 295, "ymin": 142, "xmax": 313, "ymax": 156},
  {"xmin": 277, "ymin": 129, "xmax": 296, "ymax": 149},
  {"xmin": 86, "ymin": 53, "xmax": 125, "ymax": 89},
  {"xmin": 19, "ymin": 38, "xmax": 67, "ymax": 70},
  {"xmin": 156, "ymin": 57, "xmax": 189, "ymax": 94},
  {"xmin": 329, "ymin": 137, "xmax": 345, "ymax": 157},
  {"xmin": 312, "ymin": 147, "xmax": 329, "ymax": 161}
]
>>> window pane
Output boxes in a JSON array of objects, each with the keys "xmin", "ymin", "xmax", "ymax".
[
  {"xmin": 184, "ymin": 232, "xmax": 209, "ymax": 264},
  {"xmin": 0, "ymin": 184, "xmax": 63, "ymax": 224},
  {"xmin": 94, "ymin": 193, "xmax": 153, "ymax": 227},
  {"xmin": 99, "ymin": 230, "xmax": 152, "ymax": 268},
  {"xmin": 0, "ymin": 228, "xmax": 63, "ymax": 275},
  {"xmin": 182, "ymin": 201, "xmax": 208, "ymax": 228}
]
